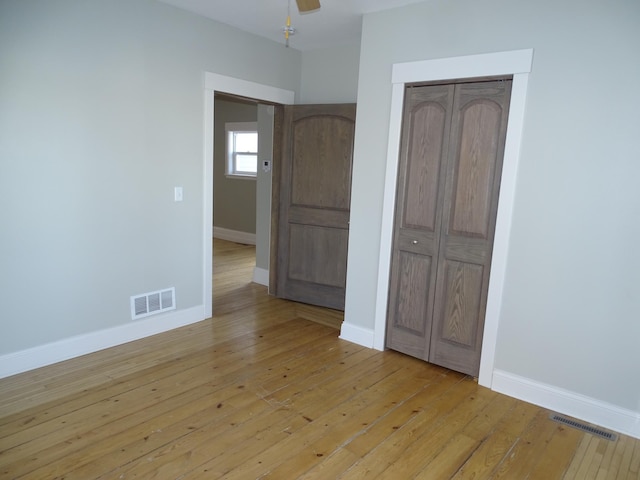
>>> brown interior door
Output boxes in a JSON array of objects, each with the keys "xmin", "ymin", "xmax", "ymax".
[
  {"xmin": 275, "ymin": 104, "xmax": 356, "ymax": 310},
  {"xmin": 386, "ymin": 80, "xmax": 511, "ymax": 376}
]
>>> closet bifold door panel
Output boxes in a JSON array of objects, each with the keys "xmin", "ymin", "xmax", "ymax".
[
  {"xmin": 429, "ymin": 80, "xmax": 512, "ymax": 376},
  {"xmin": 386, "ymin": 79, "xmax": 512, "ymax": 377},
  {"xmin": 385, "ymin": 84, "xmax": 455, "ymax": 360}
]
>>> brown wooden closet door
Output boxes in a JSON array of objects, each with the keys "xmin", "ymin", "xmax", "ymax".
[
  {"xmin": 386, "ymin": 85, "xmax": 454, "ymax": 359},
  {"xmin": 429, "ymin": 80, "xmax": 512, "ymax": 375},
  {"xmin": 387, "ymin": 80, "xmax": 511, "ymax": 377},
  {"xmin": 276, "ymin": 104, "xmax": 356, "ymax": 310}
]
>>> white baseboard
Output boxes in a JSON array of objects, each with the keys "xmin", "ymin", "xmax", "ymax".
[
  {"xmin": 213, "ymin": 226, "xmax": 256, "ymax": 245},
  {"xmin": 0, "ymin": 305, "xmax": 206, "ymax": 379},
  {"xmin": 252, "ymin": 267, "xmax": 269, "ymax": 286},
  {"xmin": 339, "ymin": 322, "xmax": 377, "ymax": 350},
  {"xmin": 492, "ymin": 369, "xmax": 640, "ymax": 440}
]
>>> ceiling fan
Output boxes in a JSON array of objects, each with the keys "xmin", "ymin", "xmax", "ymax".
[
  {"xmin": 283, "ymin": 0, "xmax": 321, "ymax": 46},
  {"xmin": 295, "ymin": 0, "xmax": 321, "ymax": 13}
]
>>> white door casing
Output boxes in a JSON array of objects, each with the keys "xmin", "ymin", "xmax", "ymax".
[{"xmin": 203, "ymin": 73, "xmax": 295, "ymax": 318}]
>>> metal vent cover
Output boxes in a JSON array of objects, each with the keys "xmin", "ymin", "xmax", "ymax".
[
  {"xmin": 130, "ymin": 287, "xmax": 176, "ymax": 320},
  {"xmin": 549, "ymin": 413, "xmax": 617, "ymax": 441}
]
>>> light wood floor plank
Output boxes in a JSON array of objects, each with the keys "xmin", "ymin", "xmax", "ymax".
[
  {"xmin": 630, "ymin": 441, "xmax": 640, "ymax": 478},
  {"xmin": 97, "ymin": 328, "xmax": 350, "ymax": 478},
  {"xmin": 0, "ymin": 316, "xmax": 319, "ymax": 439},
  {"xmin": 103, "ymin": 339, "xmax": 373, "ymax": 479},
  {"xmin": 341, "ymin": 370, "xmax": 465, "ymax": 461},
  {"xmin": 489, "ymin": 408, "xmax": 560, "ymax": 479},
  {"xmin": 564, "ymin": 433, "xmax": 595, "ymax": 480},
  {"xmin": 299, "ymin": 448, "xmax": 362, "ymax": 479},
  {"xmin": 595, "ymin": 435, "xmax": 624, "ymax": 480},
  {"xmin": 584, "ymin": 437, "xmax": 613, "ymax": 480},
  {"xmin": 0, "ymin": 318, "xmax": 327, "ymax": 455},
  {"xmin": 373, "ymin": 389, "xmax": 505, "ymax": 479},
  {"xmin": 339, "ymin": 380, "xmax": 487, "ymax": 480},
  {"xmin": 604, "ymin": 435, "xmax": 630, "ymax": 480},
  {"xmin": 11, "ymin": 324, "xmax": 340, "ymax": 479},
  {"xmin": 617, "ymin": 436, "xmax": 637, "ymax": 480},
  {"xmin": 248, "ymin": 358, "xmax": 444, "ymax": 479},
  {"xmin": 198, "ymin": 353, "xmax": 414, "ymax": 479},
  {"xmin": 527, "ymin": 419, "xmax": 584, "ymax": 479},
  {"xmin": 449, "ymin": 400, "xmax": 540, "ymax": 479}
]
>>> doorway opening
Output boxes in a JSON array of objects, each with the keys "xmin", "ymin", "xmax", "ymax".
[
  {"xmin": 212, "ymin": 93, "xmax": 263, "ymax": 302},
  {"xmin": 203, "ymin": 73, "xmax": 294, "ymax": 319}
]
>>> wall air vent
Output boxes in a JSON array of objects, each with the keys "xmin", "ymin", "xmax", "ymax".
[
  {"xmin": 549, "ymin": 413, "xmax": 617, "ymax": 441},
  {"xmin": 130, "ymin": 287, "xmax": 176, "ymax": 320}
]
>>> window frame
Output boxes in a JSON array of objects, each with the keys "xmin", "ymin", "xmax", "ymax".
[{"xmin": 225, "ymin": 122, "xmax": 258, "ymax": 180}]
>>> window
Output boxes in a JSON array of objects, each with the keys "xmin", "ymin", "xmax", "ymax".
[{"xmin": 225, "ymin": 122, "xmax": 258, "ymax": 179}]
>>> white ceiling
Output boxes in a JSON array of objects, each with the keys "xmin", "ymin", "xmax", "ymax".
[{"xmin": 158, "ymin": 0, "xmax": 426, "ymax": 51}]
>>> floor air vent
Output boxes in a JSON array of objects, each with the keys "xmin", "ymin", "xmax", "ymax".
[
  {"xmin": 130, "ymin": 287, "xmax": 176, "ymax": 320},
  {"xmin": 549, "ymin": 413, "xmax": 617, "ymax": 441}
]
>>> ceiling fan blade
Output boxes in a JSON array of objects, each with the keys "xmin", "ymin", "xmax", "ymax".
[{"xmin": 296, "ymin": 0, "xmax": 321, "ymax": 13}]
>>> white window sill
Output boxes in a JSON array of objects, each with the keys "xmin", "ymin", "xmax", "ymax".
[{"xmin": 225, "ymin": 173, "xmax": 257, "ymax": 181}]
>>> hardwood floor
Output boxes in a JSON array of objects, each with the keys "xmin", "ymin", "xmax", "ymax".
[{"xmin": 0, "ymin": 239, "xmax": 638, "ymax": 479}]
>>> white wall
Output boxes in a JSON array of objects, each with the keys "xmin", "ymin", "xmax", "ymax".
[
  {"xmin": 0, "ymin": 0, "xmax": 301, "ymax": 359},
  {"xmin": 213, "ymin": 98, "xmax": 257, "ymax": 234},
  {"xmin": 256, "ymin": 104, "xmax": 275, "ymax": 274},
  {"xmin": 344, "ymin": 0, "xmax": 640, "ymax": 431},
  {"xmin": 300, "ymin": 43, "xmax": 361, "ymax": 104}
]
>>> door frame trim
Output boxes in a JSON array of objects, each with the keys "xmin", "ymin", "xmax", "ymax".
[
  {"xmin": 373, "ymin": 49, "xmax": 533, "ymax": 388},
  {"xmin": 203, "ymin": 73, "xmax": 294, "ymax": 318}
]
